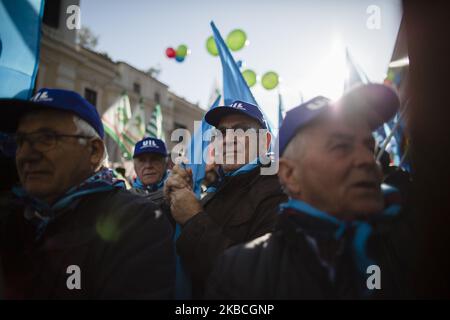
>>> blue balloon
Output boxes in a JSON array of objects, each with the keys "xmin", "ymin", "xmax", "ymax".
[
  {"xmin": 175, "ymin": 56, "xmax": 185, "ymax": 63},
  {"xmin": 394, "ymin": 72, "xmax": 402, "ymax": 86}
]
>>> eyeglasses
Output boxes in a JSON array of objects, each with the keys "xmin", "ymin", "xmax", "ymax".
[
  {"xmin": 215, "ymin": 125, "xmax": 257, "ymax": 136},
  {"xmin": 14, "ymin": 131, "xmax": 94, "ymax": 153}
]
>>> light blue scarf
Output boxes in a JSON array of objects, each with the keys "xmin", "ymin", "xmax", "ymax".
[
  {"xmin": 13, "ymin": 167, "xmax": 126, "ymax": 240},
  {"xmin": 206, "ymin": 158, "xmax": 260, "ymax": 193},
  {"xmin": 279, "ymin": 184, "xmax": 401, "ymax": 296},
  {"xmin": 133, "ymin": 170, "xmax": 169, "ymax": 193}
]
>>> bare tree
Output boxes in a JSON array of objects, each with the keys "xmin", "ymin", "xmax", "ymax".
[
  {"xmin": 147, "ymin": 64, "xmax": 162, "ymax": 79},
  {"xmin": 77, "ymin": 26, "xmax": 99, "ymax": 50}
]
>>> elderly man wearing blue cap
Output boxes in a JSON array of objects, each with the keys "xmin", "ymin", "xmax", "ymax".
[
  {"xmin": 0, "ymin": 88, "xmax": 175, "ymax": 299},
  {"xmin": 131, "ymin": 137, "xmax": 170, "ymax": 205},
  {"xmin": 164, "ymin": 99, "xmax": 287, "ymax": 298},
  {"xmin": 206, "ymin": 84, "xmax": 413, "ymax": 299}
]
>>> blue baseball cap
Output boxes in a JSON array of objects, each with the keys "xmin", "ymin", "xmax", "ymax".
[
  {"xmin": 0, "ymin": 88, "xmax": 104, "ymax": 138},
  {"xmin": 205, "ymin": 100, "xmax": 267, "ymax": 128},
  {"xmin": 278, "ymin": 84, "xmax": 400, "ymax": 155},
  {"xmin": 133, "ymin": 137, "xmax": 168, "ymax": 158}
]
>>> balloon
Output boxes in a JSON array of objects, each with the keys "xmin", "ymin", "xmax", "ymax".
[
  {"xmin": 206, "ymin": 36, "xmax": 218, "ymax": 56},
  {"xmin": 387, "ymin": 70, "xmax": 395, "ymax": 81},
  {"xmin": 393, "ymin": 72, "xmax": 402, "ymax": 86},
  {"xmin": 242, "ymin": 69, "xmax": 257, "ymax": 87},
  {"xmin": 165, "ymin": 47, "xmax": 176, "ymax": 58},
  {"xmin": 226, "ymin": 29, "xmax": 247, "ymax": 51},
  {"xmin": 175, "ymin": 56, "xmax": 185, "ymax": 63},
  {"xmin": 176, "ymin": 44, "xmax": 188, "ymax": 58},
  {"xmin": 261, "ymin": 71, "xmax": 279, "ymax": 90}
]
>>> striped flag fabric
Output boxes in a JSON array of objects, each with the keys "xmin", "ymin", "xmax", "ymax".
[
  {"xmin": 123, "ymin": 98, "xmax": 146, "ymax": 152},
  {"xmin": 145, "ymin": 104, "xmax": 165, "ymax": 141},
  {"xmin": 102, "ymin": 93, "xmax": 133, "ymax": 159}
]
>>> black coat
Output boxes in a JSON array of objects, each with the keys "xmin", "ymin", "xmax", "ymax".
[
  {"xmin": 206, "ymin": 198, "xmax": 415, "ymax": 299},
  {"xmin": 176, "ymin": 166, "xmax": 287, "ymax": 298},
  {"xmin": 130, "ymin": 187, "xmax": 176, "ymax": 230},
  {"xmin": 0, "ymin": 188, "xmax": 175, "ymax": 299}
]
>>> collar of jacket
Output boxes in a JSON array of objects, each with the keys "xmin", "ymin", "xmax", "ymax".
[
  {"xmin": 133, "ymin": 170, "xmax": 169, "ymax": 193},
  {"xmin": 278, "ymin": 184, "xmax": 402, "ymax": 236},
  {"xmin": 12, "ymin": 168, "xmax": 125, "ymax": 241},
  {"xmin": 201, "ymin": 164, "xmax": 263, "ymax": 206},
  {"xmin": 206, "ymin": 158, "xmax": 261, "ymax": 193},
  {"xmin": 277, "ymin": 184, "xmax": 402, "ymax": 277}
]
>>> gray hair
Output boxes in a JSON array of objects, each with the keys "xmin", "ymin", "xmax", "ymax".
[
  {"xmin": 282, "ymin": 131, "xmax": 307, "ymax": 161},
  {"xmin": 72, "ymin": 115, "xmax": 109, "ymax": 168},
  {"xmin": 279, "ymin": 132, "xmax": 308, "ymax": 198}
]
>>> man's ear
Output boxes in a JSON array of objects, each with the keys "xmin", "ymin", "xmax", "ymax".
[
  {"xmin": 89, "ymin": 139, "xmax": 105, "ymax": 170},
  {"xmin": 278, "ymin": 157, "xmax": 301, "ymax": 197}
]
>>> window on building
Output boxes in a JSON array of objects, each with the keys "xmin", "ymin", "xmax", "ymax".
[
  {"xmin": 133, "ymin": 82, "xmax": 141, "ymax": 95},
  {"xmin": 84, "ymin": 88, "xmax": 97, "ymax": 107},
  {"xmin": 43, "ymin": 0, "xmax": 61, "ymax": 29},
  {"xmin": 154, "ymin": 92, "xmax": 161, "ymax": 104}
]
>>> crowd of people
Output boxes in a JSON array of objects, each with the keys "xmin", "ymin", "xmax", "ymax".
[{"xmin": 0, "ymin": 83, "xmax": 416, "ymax": 299}]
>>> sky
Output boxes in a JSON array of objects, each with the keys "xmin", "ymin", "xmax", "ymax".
[{"xmin": 80, "ymin": 0, "xmax": 402, "ymax": 126}]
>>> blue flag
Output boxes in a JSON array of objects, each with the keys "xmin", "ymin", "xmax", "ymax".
[
  {"xmin": 185, "ymin": 94, "xmax": 222, "ymax": 198},
  {"xmin": 173, "ymin": 94, "xmax": 221, "ymax": 300},
  {"xmin": 0, "ymin": 0, "xmax": 45, "ymax": 99},
  {"xmin": 211, "ymin": 21, "xmax": 275, "ymax": 152},
  {"xmin": 344, "ymin": 48, "xmax": 370, "ymax": 92},
  {"xmin": 211, "ymin": 21, "xmax": 257, "ymax": 106},
  {"xmin": 278, "ymin": 93, "xmax": 285, "ymax": 129},
  {"xmin": 388, "ymin": 113, "xmax": 408, "ymax": 169},
  {"xmin": 344, "ymin": 48, "xmax": 388, "ymax": 145}
]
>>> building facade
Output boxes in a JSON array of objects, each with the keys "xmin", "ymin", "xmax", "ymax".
[{"xmin": 36, "ymin": 0, "xmax": 205, "ymax": 172}]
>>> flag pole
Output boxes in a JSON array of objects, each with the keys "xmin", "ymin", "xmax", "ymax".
[
  {"xmin": 396, "ymin": 144, "xmax": 410, "ymax": 171},
  {"xmin": 376, "ymin": 100, "xmax": 409, "ymax": 162}
]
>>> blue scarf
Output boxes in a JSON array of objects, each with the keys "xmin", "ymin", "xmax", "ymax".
[
  {"xmin": 12, "ymin": 167, "xmax": 126, "ymax": 240},
  {"xmin": 279, "ymin": 184, "xmax": 401, "ymax": 297},
  {"xmin": 132, "ymin": 170, "xmax": 169, "ymax": 193},
  {"xmin": 206, "ymin": 158, "xmax": 260, "ymax": 193}
]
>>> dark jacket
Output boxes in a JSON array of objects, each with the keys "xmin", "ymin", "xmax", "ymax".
[
  {"xmin": 176, "ymin": 166, "xmax": 287, "ymax": 298},
  {"xmin": 130, "ymin": 187, "xmax": 176, "ymax": 229},
  {"xmin": 130, "ymin": 188, "xmax": 165, "ymax": 205},
  {"xmin": 205, "ymin": 196, "xmax": 415, "ymax": 299},
  {"xmin": 0, "ymin": 189, "xmax": 175, "ymax": 299}
]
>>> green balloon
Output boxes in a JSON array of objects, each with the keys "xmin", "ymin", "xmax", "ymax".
[
  {"xmin": 226, "ymin": 29, "xmax": 247, "ymax": 51},
  {"xmin": 242, "ymin": 69, "xmax": 257, "ymax": 87},
  {"xmin": 387, "ymin": 70, "xmax": 395, "ymax": 81},
  {"xmin": 176, "ymin": 44, "xmax": 188, "ymax": 58},
  {"xmin": 261, "ymin": 71, "xmax": 279, "ymax": 90},
  {"xmin": 206, "ymin": 36, "xmax": 218, "ymax": 56}
]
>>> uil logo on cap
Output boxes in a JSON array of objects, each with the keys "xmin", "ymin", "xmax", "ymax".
[
  {"xmin": 230, "ymin": 102, "xmax": 246, "ymax": 110},
  {"xmin": 305, "ymin": 97, "xmax": 330, "ymax": 110},
  {"xmin": 142, "ymin": 140, "xmax": 159, "ymax": 148},
  {"xmin": 32, "ymin": 91, "xmax": 53, "ymax": 102}
]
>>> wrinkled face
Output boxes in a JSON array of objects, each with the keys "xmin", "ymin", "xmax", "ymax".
[
  {"xmin": 216, "ymin": 113, "xmax": 267, "ymax": 173},
  {"xmin": 134, "ymin": 153, "xmax": 167, "ymax": 185},
  {"xmin": 280, "ymin": 110, "xmax": 384, "ymax": 218},
  {"xmin": 15, "ymin": 110, "xmax": 98, "ymax": 205}
]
